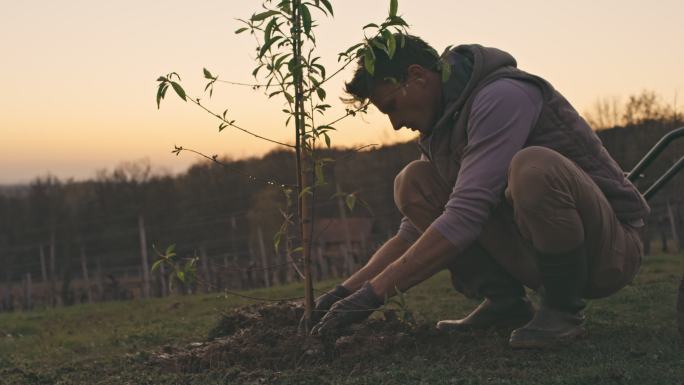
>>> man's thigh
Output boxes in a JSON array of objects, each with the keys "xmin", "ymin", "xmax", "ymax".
[{"xmin": 506, "ymin": 146, "xmax": 643, "ymax": 298}]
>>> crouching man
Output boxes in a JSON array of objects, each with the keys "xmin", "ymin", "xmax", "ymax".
[{"xmin": 308, "ymin": 35, "xmax": 649, "ymax": 349}]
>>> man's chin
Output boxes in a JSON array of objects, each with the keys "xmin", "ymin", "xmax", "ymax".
[{"xmin": 414, "ymin": 127, "xmax": 432, "ymax": 136}]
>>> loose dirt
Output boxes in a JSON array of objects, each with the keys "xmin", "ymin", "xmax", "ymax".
[{"xmin": 149, "ymin": 301, "xmax": 457, "ymax": 374}]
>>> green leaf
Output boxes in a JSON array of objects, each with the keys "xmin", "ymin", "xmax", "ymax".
[
  {"xmin": 203, "ymin": 68, "xmax": 213, "ymax": 79},
  {"xmin": 315, "ymin": 161, "xmax": 325, "ymax": 185},
  {"xmin": 364, "ymin": 49, "xmax": 375, "ymax": 75},
  {"xmin": 320, "ymin": 0, "xmax": 334, "ymax": 16},
  {"xmin": 156, "ymin": 83, "xmax": 168, "ymax": 109},
  {"xmin": 151, "ymin": 259, "xmax": 163, "ymax": 273},
  {"xmin": 264, "ymin": 18, "xmax": 277, "ymax": 44},
  {"xmin": 252, "ymin": 64, "xmax": 264, "ymax": 78},
  {"xmin": 234, "ymin": 27, "xmax": 249, "ymax": 34},
  {"xmin": 389, "ymin": 0, "xmax": 398, "ymax": 17},
  {"xmin": 170, "ymin": 81, "xmax": 186, "ymax": 101},
  {"xmin": 299, "ymin": 186, "xmax": 313, "ymax": 198},
  {"xmin": 363, "ymin": 23, "xmax": 379, "ymax": 29},
  {"xmin": 259, "ymin": 36, "xmax": 283, "ymax": 57},
  {"xmin": 275, "ymin": 53, "xmax": 292, "ymax": 69},
  {"xmin": 259, "ymin": 35, "xmax": 282, "ymax": 58},
  {"xmin": 343, "ymin": 42, "xmax": 364, "ymax": 55},
  {"xmin": 385, "ymin": 30, "xmax": 396, "ymax": 58},
  {"xmin": 371, "ymin": 38, "xmax": 390, "ymax": 57},
  {"xmin": 312, "ymin": 63, "xmax": 326, "ymax": 79},
  {"xmin": 251, "ymin": 10, "xmax": 279, "ymax": 22},
  {"xmin": 278, "ymin": 0, "xmax": 292, "ymax": 14},
  {"xmin": 323, "ymin": 132, "xmax": 331, "ymax": 148},
  {"xmin": 177, "ymin": 271, "xmax": 185, "ymax": 283},
  {"xmin": 316, "ymin": 87, "xmax": 326, "ymax": 101},
  {"xmin": 165, "ymin": 244, "xmax": 176, "ymax": 256},
  {"xmin": 345, "ymin": 194, "xmax": 357, "ymax": 211},
  {"xmin": 273, "ymin": 230, "xmax": 283, "ymax": 253},
  {"xmin": 441, "ymin": 60, "xmax": 452, "ymax": 83},
  {"xmin": 300, "ymin": 4, "xmax": 312, "ymax": 36}
]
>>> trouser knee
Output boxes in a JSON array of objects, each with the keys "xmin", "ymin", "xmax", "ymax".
[
  {"xmin": 507, "ymin": 146, "xmax": 585, "ymax": 253},
  {"xmin": 393, "ymin": 160, "xmax": 450, "ymax": 232}
]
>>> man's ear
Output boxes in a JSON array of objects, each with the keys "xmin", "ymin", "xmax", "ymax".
[{"xmin": 406, "ymin": 64, "xmax": 428, "ymax": 85}]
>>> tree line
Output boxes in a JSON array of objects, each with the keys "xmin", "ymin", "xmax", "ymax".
[{"xmin": 0, "ymin": 91, "xmax": 682, "ymax": 311}]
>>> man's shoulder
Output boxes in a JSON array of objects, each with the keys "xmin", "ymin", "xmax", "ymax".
[{"xmin": 473, "ymin": 77, "xmax": 543, "ymax": 108}]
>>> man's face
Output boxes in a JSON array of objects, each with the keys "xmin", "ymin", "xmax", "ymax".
[{"xmin": 369, "ymin": 65, "xmax": 443, "ymax": 135}]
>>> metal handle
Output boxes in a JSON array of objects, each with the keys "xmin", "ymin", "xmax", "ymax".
[{"xmin": 627, "ymin": 126, "xmax": 684, "ymax": 184}]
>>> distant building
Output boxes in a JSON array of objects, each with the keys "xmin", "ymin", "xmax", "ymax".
[{"xmin": 314, "ymin": 217, "xmax": 373, "ymax": 278}]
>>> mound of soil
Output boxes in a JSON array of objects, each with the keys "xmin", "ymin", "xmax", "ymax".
[{"xmin": 149, "ymin": 302, "xmax": 446, "ymax": 373}]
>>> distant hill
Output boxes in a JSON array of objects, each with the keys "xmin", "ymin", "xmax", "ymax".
[{"xmin": 0, "ymin": 184, "xmax": 29, "ymax": 197}]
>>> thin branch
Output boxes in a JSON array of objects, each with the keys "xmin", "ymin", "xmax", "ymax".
[
  {"xmin": 173, "ymin": 146, "xmax": 295, "ymax": 188},
  {"xmin": 214, "ymin": 79, "xmax": 265, "ymax": 87},
  {"xmin": 303, "ymin": 56, "xmax": 356, "ymax": 97},
  {"xmin": 321, "ymin": 103, "xmax": 370, "ymax": 127},
  {"xmin": 219, "ymin": 289, "xmax": 304, "ymax": 302},
  {"xmin": 188, "ymin": 97, "xmax": 295, "ymax": 148}
]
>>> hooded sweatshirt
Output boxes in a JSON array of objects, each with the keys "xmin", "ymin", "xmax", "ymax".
[{"xmin": 397, "ymin": 45, "xmax": 649, "ymax": 252}]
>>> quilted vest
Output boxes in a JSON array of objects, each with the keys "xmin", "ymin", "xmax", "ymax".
[{"xmin": 418, "ymin": 44, "xmax": 650, "ymax": 222}]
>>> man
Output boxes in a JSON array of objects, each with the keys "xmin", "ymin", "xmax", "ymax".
[{"xmin": 308, "ymin": 35, "xmax": 649, "ymax": 349}]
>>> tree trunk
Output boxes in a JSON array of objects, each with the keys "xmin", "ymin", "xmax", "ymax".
[{"xmin": 292, "ymin": 0, "xmax": 314, "ymax": 329}]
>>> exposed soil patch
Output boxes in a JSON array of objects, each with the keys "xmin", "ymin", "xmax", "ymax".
[{"xmin": 149, "ymin": 302, "xmax": 462, "ymax": 374}]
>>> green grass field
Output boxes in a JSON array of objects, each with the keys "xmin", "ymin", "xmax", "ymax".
[{"xmin": 0, "ymin": 254, "xmax": 682, "ymax": 385}]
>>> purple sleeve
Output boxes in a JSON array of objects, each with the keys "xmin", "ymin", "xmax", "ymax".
[{"xmin": 431, "ymin": 78, "xmax": 542, "ymax": 252}]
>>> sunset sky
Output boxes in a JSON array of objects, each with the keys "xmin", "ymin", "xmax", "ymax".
[{"xmin": 1, "ymin": 0, "xmax": 682, "ymax": 184}]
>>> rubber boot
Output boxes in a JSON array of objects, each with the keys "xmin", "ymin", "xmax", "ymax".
[
  {"xmin": 509, "ymin": 245, "xmax": 588, "ymax": 349},
  {"xmin": 436, "ymin": 295, "xmax": 534, "ymax": 331},
  {"xmin": 437, "ymin": 244, "xmax": 534, "ymax": 331}
]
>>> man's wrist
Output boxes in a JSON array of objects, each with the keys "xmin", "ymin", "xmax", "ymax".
[
  {"xmin": 332, "ymin": 284, "xmax": 351, "ymax": 298},
  {"xmin": 359, "ymin": 281, "xmax": 384, "ymax": 308}
]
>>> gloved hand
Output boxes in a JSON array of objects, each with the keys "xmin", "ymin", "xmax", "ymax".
[
  {"xmin": 299, "ymin": 284, "xmax": 351, "ymax": 332},
  {"xmin": 310, "ymin": 281, "xmax": 383, "ymax": 336}
]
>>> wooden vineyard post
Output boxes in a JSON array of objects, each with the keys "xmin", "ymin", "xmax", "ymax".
[
  {"xmin": 79, "ymin": 246, "xmax": 93, "ymax": 303},
  {"xmin": 137, "ymin": 214, "xmax": 151, "ymax": 298},
  {"xmin": 257, "ymin": 227, "xmax": 271, "ymax": 288},
  {"xmin": 678, "ymin": 275, "xmax": 683, "ymax": 340}
]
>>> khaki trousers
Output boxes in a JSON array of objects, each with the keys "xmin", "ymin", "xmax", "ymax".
[{"xmin": 394, "ymin": 146, "xmax": 643, "ymax": 299}]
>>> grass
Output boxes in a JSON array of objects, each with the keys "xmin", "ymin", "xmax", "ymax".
[{"xmin": 0, "ymin": 254, "xmax": 682, "ymax": 385}]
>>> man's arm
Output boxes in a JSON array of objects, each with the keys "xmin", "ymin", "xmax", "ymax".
[
  {"xmin": 340, "ymin": 234, "xmax": 412, "ymax": 291},
  {"xmin": 372, "ymin": 78, "xmax": 543, "ymax": 298},
  {"xmin": 312, "ymin": 79, "xmax": 543, "ymax": 334},
  {"xmin": 370, "ymin": 226, "xmax": 456, "ymax": 296}
]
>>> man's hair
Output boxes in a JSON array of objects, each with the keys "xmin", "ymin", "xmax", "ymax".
[{"xmin": 344, "ymin": 34, "xmax": 440, "ymax": 104}]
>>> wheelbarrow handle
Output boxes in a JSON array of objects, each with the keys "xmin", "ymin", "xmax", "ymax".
[
  {"xmin": 627, "ymin": 126, "xmax": 684, "ymax": 183},
  {"xmin": 642, "ymin": 156, "xmax": 684, "ymax": 201}
]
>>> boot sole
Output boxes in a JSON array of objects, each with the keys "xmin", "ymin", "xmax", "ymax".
[
  {"xmin": 509, "ymin": 327, "xmax": 588, "ymax": 349},
  {"xmin": 436, "ymin": 316, "xmax": 533, "ymax": 332}
]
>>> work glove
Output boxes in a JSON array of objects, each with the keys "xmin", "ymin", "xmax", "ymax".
[
  {"xmin": 299, "ymin": 284, "xmax": 351, "ymax": 332},
  {"xmin": 310, "ymin": 281, "xmax": 383, "ymax": 336}
]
